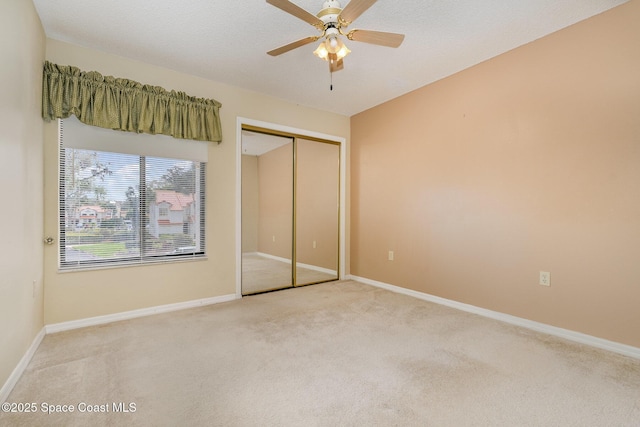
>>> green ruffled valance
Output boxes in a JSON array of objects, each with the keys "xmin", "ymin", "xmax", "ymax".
[{"xmin": 42, "ymin": 61, "xmax": 222, "ymax": 143}]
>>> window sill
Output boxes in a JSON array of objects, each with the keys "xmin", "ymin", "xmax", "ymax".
[{"xmin": 58, "ymin": 255, "xmax": 208, "ymax": 273}]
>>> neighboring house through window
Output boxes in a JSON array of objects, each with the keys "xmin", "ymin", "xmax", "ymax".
[{"xmin": 149, "ymin": 191, "xmax": 197, "ymax": 240}]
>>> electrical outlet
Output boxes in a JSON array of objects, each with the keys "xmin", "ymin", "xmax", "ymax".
[
  {"xmin": 272, "ymin": 235, "xmax": 276, "ymax": 242},
  {"xmin": 388, "ymin": 250, "xmax": 394, "ymax": 261},
  {"xmin": 313, "ymin": 240, "xmax": 317, "ymax": 249},
  {"xmin": 539, "ymin": 271, "xmax": 550, "ymax": 287}
]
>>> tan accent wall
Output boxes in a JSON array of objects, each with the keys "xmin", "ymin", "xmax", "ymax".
[
  {"xmin": 350, "ymin": 0, "xmax": 640, "ymax": 347},
  {"xmin": 43, "ymin": 40, "xmax": 349, "ymax": 324},
  {"xmin": 0, "ymin": 0, "xmax": 45, "ymax": 389},
  {"xmin": 257, "ymin": 143, "xmax": 294, "ymax": 260},
  {"xmin": 241, "ymin": 155, "xmax": 259, "ymax": 253}
]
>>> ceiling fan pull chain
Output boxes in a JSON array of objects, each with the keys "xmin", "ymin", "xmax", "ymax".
[{"xmin": 330, "ymin": 71, "xmax": 333, "ymax": 91}]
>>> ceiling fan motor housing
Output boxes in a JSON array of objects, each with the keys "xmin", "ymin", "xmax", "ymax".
[{"xmin": 318, "ymin": 0, "xmax": 342, "ymax": 27}]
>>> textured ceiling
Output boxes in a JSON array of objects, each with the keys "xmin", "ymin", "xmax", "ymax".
[{"xmin": 33, "ymin": 0, "xmax": 626, "ymax": 117}]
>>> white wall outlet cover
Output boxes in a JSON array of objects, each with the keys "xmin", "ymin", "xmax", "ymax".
[{"xmin": 539, "ymin": 271, "xmax": 551, "ymax": 286}]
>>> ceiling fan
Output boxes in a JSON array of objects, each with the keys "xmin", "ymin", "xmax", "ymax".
[{"xmin": 266, "ymin": 0, "xmax": 405, "ymax": 73}]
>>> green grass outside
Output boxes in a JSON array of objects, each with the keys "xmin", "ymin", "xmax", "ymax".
[{"xmin": 73, "ymin": 242, "xmax": 127, "ymax": 258}]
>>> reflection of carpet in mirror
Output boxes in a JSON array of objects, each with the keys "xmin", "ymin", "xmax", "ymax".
[{"xmin": 242, "ymin": 253, "xmax": 337, "ymax": 295}]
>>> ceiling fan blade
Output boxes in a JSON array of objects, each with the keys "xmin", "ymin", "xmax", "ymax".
[
  {"xmin": 328, "ymin": 55, "xmax": 344, "ymax": 73},
  {"xmin": 266, "ymin": 0, "xmax": 324, "ymax": 29},
  {"xmin": 346, "ymin": 29, "xmax": 405, "ymax": 48},
  {"xmin": 267, "ymin": 36, "xmax": 320, "ymax": 56},
  {"xmin": 339, "ymin": 0, "xmax": 377, "ymax": 26}
]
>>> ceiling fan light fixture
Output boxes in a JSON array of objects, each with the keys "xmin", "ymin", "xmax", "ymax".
[
  {"xmin": 313, "ymin": 42, "xmax": 329, "ymax": 60},
  {"xmin": 314, "ymin": 36, "xmax": 350, "ymax": 61},
  {"xmin": 335, "ymin": 43, "xmax": 351, "ymax": 60},
  {"xmin": 327, "ymin": 35, "xmax": 339, "ymax": 51}
]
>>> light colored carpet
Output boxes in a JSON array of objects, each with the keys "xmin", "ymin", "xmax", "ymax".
[
  {"xmin": 241, "ymin": 253, "xmax": 337, "ymax": 294},
  {"xmin": 2, "ymin": 280, "xmax": 639, "ymax": 426}
]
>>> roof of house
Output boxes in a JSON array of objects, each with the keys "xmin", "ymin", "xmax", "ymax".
[
  {"xmin": 78, "ymin": 205, "xmax": 107, "ymax": 213},
  {"xmin": 155, "ymin": 190, "xmax": 194, "ymax": 211}
]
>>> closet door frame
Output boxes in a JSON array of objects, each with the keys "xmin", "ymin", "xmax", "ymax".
[{"xmin": 235, "ymin": 117, "xmax": 346, "ymax": 298}]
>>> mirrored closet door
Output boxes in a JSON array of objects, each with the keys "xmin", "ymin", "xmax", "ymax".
[
  {"xmin": 295, "ymin": 138, "xmax": 340, "ymax": 286},
  {"xmin": 241, "ymin": 128, "xmax": 340, "ymax": 295}
]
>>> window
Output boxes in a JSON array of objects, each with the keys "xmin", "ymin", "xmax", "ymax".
[{"xmin": 59, "ymin": 117, "xmax": 206, "ymax": 269}]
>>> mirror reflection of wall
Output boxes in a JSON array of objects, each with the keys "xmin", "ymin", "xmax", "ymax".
[
  {"xmin": 241, "ymin": 129, "xmax": 340, "ymax": 295},
  {"xmin": 241, "ymin": 132, "xmax": 293, "ymax": 294},
  {"xmin": 295, "ymin": 139, "xmax": 340, "ymax": 286}
]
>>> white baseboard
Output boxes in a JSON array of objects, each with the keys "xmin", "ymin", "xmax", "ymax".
[
  {"xmin": 45, "ymin": 294, "xmax": 238, "ymax": 334},
  {"xmin": 348, "ymin": 275, "xmax": 640, "ymax": 360},
  {"xmin": 296, "ymin": 262, "xmax": 337, "ymax": 276},
  {"xmin": 255, "ymin": 252, "xmax": 291, "ymax": 264},
  {"xmin": 1, "ymin": 327, "xmax": 45, "ymax": 404},
  {"xmin": 255, "ymin": 252, "xmax": 337, "ymax": 275}
]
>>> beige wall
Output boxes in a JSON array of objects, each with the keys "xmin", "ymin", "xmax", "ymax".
[
  {"xmin": 351, "ymin": 0, "xmax": 640, "ymax": 347},
  {"xmin": 43, "ymin": 40, "xmax": 349, "ymax": 324},
  {"xmin": 0, "ymin": 0, "xmax": 45, "ymax": 391}
]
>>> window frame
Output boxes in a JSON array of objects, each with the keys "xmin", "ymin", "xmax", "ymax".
[{"xmin": 58, "ymin": 119, "xmax": 207, "ymax": 271}]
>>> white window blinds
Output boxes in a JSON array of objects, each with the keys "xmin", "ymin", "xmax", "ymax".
[{"xmin": 59, "ymin": 117, "xmax": 206, "ymax": 269}]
